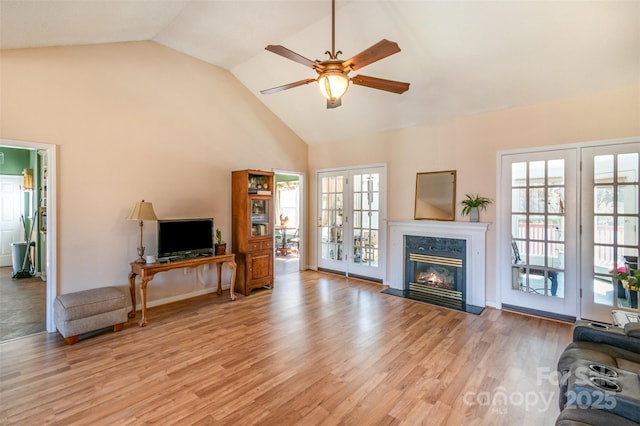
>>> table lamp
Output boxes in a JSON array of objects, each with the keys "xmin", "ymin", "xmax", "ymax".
[{"xmin": 127, "ymin": 200, "xmax": 158, "ymax": 263}]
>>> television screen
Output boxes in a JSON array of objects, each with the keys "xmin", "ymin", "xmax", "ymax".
[{"xmin": 157, "ymin": 218, "xmax": 214, "ymax": 258}]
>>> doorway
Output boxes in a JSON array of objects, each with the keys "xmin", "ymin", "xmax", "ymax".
[
  {"xmin": 274, "ymin": 170, "xmax": 304, "ymax": 276},
  {"xmin": 0, "ymin": 139, "xmax": 57, "ymax": 337}
]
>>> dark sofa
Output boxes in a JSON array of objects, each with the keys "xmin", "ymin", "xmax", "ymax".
[{"xmin": 556, "ymin": 320, "xmax": 640, "ymax": 425}]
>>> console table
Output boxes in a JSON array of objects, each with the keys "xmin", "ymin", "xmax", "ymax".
[{"xmin": 128, "ymin": 254, "xmax": 237, "ymax": 327}]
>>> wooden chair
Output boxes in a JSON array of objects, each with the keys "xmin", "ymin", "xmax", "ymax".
[{"xmin": 287, "ymin": 229, "xmax": 300, "ymax": 255}]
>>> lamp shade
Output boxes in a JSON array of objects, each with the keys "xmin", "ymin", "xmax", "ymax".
[
  {"xmin": 127, "ymin": 200, "xmax": 158, "ymax": 221},
  {"xmin": 318, "ymin": 71, "xmax": 349, "ymax": 101}
]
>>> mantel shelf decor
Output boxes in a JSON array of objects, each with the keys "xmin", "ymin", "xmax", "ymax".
[{"xmin": 414, "ymin": 170, "xmax": 456, "ymax": 221}]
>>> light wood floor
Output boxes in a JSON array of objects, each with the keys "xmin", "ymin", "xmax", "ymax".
[{"xmin": 0, "ymin": 270, "xmax": 572, "ymax": 425}]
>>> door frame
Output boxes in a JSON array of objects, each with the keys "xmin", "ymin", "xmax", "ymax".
[
  {"xmin": 1, "ymin": 138, "xmax": 57, "ymax": 333},
  {"xmin": 496, "ymin": 136, "xmax": 640, "ymax": 321},
  {"xmin": 273, "ymin": 169, "xmax": 305, "ymax": 271}
]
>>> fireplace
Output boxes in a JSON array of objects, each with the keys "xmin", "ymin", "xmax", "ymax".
[
  {"xmin": 404, "ymin": 235, "xmax": 470, "ymax": 311},
  {"xmin": 385, "ymin": 220, "xmax": 489, "ymax": 314}
]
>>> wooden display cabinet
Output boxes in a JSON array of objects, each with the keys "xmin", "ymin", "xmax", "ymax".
[{"xmin": 232, "ymin": 169, "xmax": 274, "ymax": 295}]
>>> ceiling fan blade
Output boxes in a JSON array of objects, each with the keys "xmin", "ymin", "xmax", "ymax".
[
  {"xmin": 351, "ymin": 75, "xmax": 410, "ymax": 94},
  {"xmin": 265, "ymin": 45, "xmax": 320, "ymax": 69},
  {"xmin": 342, "ymin": 39, "xmax": 401, "ymax": 71},
  {"xmin": 260, "ymin": 78, "xmax": 317, "ymax": 95},
  {"xmin": 327, "ymin": 98, "xmax": 342, "ymax": 109}
]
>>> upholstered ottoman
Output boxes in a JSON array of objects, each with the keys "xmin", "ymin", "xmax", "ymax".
[{"xmin": 54, "ymin": 286, "xmax": 129, "ymax": 344}]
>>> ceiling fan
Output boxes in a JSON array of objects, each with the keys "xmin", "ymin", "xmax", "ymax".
[{"xmin": 260, "ymin": 0, "xmax": 410, "ymax": 109}]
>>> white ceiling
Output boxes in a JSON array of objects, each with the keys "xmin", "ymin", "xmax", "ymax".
[{"xmin": 1, "ymin": 1, "xmax": 638, "ymax": 145}]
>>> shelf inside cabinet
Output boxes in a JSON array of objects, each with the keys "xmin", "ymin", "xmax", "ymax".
[{"xmin": 248, "ymin": 173, "xmax": 271, "ymax": 194}]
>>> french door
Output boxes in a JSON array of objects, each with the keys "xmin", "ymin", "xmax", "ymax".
[
  {"xmin": 317, "ymin": 165, "xmax": 386, "ymax": 281},
  {"xmin": 499, "ymin": 150, "xmax": 578, "ymax": 318},
  {"xmin": 581, "ymin": 143, "xmax": 640, "ymax": 323}
]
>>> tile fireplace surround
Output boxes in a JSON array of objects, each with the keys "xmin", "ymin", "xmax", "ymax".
[{"xmin": 387, "ymin": 220, "xmax": 490, "ymax": 309}]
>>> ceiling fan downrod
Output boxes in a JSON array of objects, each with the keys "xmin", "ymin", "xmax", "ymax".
[{"xmin": 325, "ymin": 0, "xmax": 342, "ymax": 60}]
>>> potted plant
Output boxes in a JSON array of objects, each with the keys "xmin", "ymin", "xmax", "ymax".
[
  {"xmin": 215, "ymin": 228, "xmax": 227, "ymax": 255},
  {"xmin": 460, "ymin": 193, "xmax": 492, "ymax": 222},
  {"xmin": 615, "ymin": 268, "xmax": 639, "ymax": 309}
]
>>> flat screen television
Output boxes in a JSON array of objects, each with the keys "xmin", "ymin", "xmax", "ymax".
[{"xmin": 157, "ymin": 218, "xmax": 214, "ymax": 259}]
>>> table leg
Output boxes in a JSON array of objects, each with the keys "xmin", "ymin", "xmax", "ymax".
[
  {"xmin": 229, "ymin": 261, "xmax": 237, "ymax": 301},
  {"xmin": 216, "ymin": 263, "xmax": 223, "ymax": 296},
  {"xmin": 139, "ymin": 277, "xmax": 151, "ymax": 327},
  {"xmin": 127, "ymin": 271, "xmax": 137, "ymax": 318}
]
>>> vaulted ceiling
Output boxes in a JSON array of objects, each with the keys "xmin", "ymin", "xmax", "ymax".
[{"xmin": 1, "ymin": 1, "xmax": 638, "ymax": 144}]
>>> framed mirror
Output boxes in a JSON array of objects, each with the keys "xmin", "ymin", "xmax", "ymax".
[{"xmin": 414, "ymin": 170, "xmax": 457, "ymax": 221}]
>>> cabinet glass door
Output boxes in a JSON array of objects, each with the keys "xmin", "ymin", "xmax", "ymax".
[{"xmin": 250, "ymin": 199, "xmax": 270, "ymax": 237}]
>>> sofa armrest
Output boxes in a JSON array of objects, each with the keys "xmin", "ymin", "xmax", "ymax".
[
  {"xmin": 625, "ymin": 323, "xmax": 640, "ymax": 339},
  {"xmin": 572, "ymin": 320, "xmax": 640, "ymax": 354}
]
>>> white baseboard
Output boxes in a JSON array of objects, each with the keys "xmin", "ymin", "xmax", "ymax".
[{"xmin": 485, "ymin": 300, "xmax": 501, "ymax": 309}]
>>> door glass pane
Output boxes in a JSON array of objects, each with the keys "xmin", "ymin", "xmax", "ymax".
[
  {"xmin": 529, "ymin": 161, "xmax": 545, "ymax": 186},
  {"xmin": 547, "ymin": 188, "xmax": 565, "ymax": 214},
  {"xmin": 595, "ymin": 155, "xmax": 614, "ymax": 183},
  {"xmin": 512, "ymin": 214, "xmax": 527, "ymax": 238},
  {"xmin": 594, "ymin": 216, "xmax": 614, "ymax": 244},
  {"xmin": 618, "ymin": 153, "xmax": 638, "ymax": 182},
  {"xmin": 547, "ymin": 243, "xmax": 564, "ymax": 269},
  {"xmin": 548, "ymin": 160, "xmax": 565, "ymax": 184},
  {"xmin": 618, "ymin": 185, "xmax": 638, "ymax": 214},
  {"xmin": 619, "ymin": 217, "xmax": 638, "ymax": 246},
  {"xmin": 512, "ymin": 162, "xmax": 526, "ymax": 186},
  {"xmin": 548, "ymin": 216, "xmax": 564, "ymax": 241},
  {"xmin": 594, "ymin": 186, "xmax": 614, "ymax": 214},
  {"xmin": 353, "ymin": 174, "xmax": 362, "ymax": 192},
  {"xmin": 511, "ymin": 160, "xmax": 566, "ymax": 298},
  {"xmin": 529, "ymin": 188, "xmax": 546, "ymax": 213},
  {"xmin": 512, "ymin": 188, "xmax": 526, "ymax": 212}
]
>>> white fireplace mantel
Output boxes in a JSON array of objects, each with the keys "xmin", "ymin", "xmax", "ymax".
[{"xmin": 387, "ymin": 220, "xmax": 490, "ymax": 308}]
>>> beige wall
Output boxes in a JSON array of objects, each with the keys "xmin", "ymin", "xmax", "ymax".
[
  {"xmin": 1, "ymin": 39, "xmax": 638, "ymax": 308},
  {"xmin": 308, "ymin": 86, "xmax": 640, "ymax": 304},
  {"xmin": 0, "ymin": 41, "xmax": 308, "ymax": 301}
]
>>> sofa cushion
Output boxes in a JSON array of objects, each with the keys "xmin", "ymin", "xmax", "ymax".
[{"xmin": 556, "ymin": 407, "xmax": 640, "ymax": 426}]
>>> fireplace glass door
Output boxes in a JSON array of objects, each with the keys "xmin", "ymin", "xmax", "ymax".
[{"xmin": 317, "ymin": 166, "xmax": 386, "ymax": 281}]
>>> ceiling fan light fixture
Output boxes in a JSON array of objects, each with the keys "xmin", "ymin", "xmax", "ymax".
[{"xmin": 318, "ymin": 70, "xmax": 349, "ymax": 101}]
